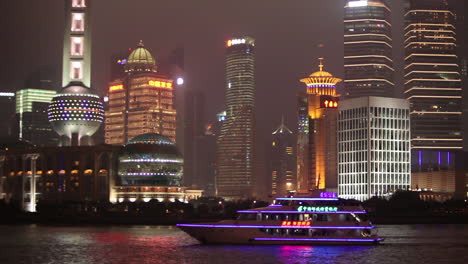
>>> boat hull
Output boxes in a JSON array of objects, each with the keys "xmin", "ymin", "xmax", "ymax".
[{"xmin": 177, "ymin": 225, "xmax": 383, "ymax": 245}]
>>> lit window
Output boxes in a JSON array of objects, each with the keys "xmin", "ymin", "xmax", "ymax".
[
  {"xmin": 71, "ymin": 13, "xmax": 85, "ymax": 31},
  {"xmin": 71, "ymin": 61, "xmax": 83, "ymax": 80},
  {"xmin": 71, "ymin": 37, "xmax": 83, "ymax": 56},
  {"xmin": 72, "ymin": 0, "xmax": 86, "ymax": 8}
]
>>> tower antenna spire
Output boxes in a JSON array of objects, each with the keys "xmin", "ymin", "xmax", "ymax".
[{"xmin": 318, "ymin": 57, "xmax": 324, "ymax": 72}]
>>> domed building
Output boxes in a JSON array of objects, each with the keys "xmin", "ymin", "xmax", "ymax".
[
  {"xmin": 117, "ymin": 133, "xmax": 183, "ymax": 186},
  {"xmin": 111, "ymin": 133, "xmax": 202, "ymax": 203},
  {"xmin": 105, "ymin": 41, "xmax": 177, "ymax": 145}
]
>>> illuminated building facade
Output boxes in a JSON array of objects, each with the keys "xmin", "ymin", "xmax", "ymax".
[
  {"xmin": 338, "ymin": 97, "xmax": 411, "ymax": 201},
  {"xmin": 105, "ymin": 41, "xmax": 176, "ymax": 145},
  {"xmin": 270, "ymin": 118, "xmax": 295, "ymax": 196},
  {"xmin": 0, "ymin": 142, "xmax": 117, "ymax": 212},
  {"xmin": 217, "ymin": 36, "xmax": 256, "ymax": 199},
  {"xmin": 404, "ymin": 0, "xmax": 463, "ymax": 171},
  {"xmin": 344, "ymin": 0, "xmax": 394, "ymax": 98},
  {"xmin": 0, "ymin": 135, "xmax": 201, "ymax": 212},
  {"xmin": 16, "ymin": 89, "xmax": 58, "ymax": 146},
  {"xmin": 48, "ymin": 0, "xmax": 104, "ymax": 146},
  {"xmin": 297, "ymin": 59, "xmax": 342, "ymax": 193}
]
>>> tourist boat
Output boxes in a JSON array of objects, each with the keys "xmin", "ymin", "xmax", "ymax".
[{"xmin": 177, "ymin": 192, "xmax": 383, "ymax": 245}]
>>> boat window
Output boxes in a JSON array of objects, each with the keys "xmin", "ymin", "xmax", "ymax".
[{"xmin": 238, "ymin": 213, "xmax": 256, "ymax": 220}]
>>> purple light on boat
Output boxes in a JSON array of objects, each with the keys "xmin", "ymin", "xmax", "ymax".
[
  {"xmin": 176, "ymin": 224, "xmax": 374, "ymax": 229},
  {"xmin": 438, "ymin": 151, "xmax": 441, "ymax": 165},
  {"xmin": 320, "ymin": 192, "xmax": 337, "ymax": 198},
  {"xmin": 418, "ymin": 151, "xmax": 422, "ymax": 166},
  {"xmin": 447, "ymin": 152, "xmax": 451, "ymax": 165},
  {"xmin": 275, "ymin": 197, "xmax": 338, "ymax": 201},
  {"xmin": 253, "ymin": 238, "xmax": 382, "ymax": 242},
  {"xmin": 236, "ymin": 210, "xmax": 367, "ymax": 214},
  {"xmin": 269, "ymin": 204, "xmax": 283, "ymax": 207}
]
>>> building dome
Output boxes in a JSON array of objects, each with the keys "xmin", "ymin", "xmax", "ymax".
[
  {"xmin": 47, "ymin": 82, "xmax": 104, "ymax": 143},
  {"xmin": 118, "ymin": 133, "xmax": 183, "ymax": 186},
  {"xmin": 127, "ymin": 133, "xmax": 175, "ymax": 146},
  {"xmin": 125, "ymin": 40, "xmax": 157, "ymax": 73},
  {"xmin": 301, "ymin": 58, "xmax": 343, "ymax": 87}
]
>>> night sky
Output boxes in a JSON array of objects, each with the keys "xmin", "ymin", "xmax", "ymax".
[{"xmin": 0, "ymin": 0, "xmax": 466, "ymax": 151}]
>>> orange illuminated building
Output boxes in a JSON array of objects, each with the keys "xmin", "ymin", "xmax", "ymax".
[
  {"xmin": 105, "ymin": 41, "xmax": 176, "ymax": 145},
  {"xmin": 297, "ymin": 58, "xmax": 342, "ymax": 193}
]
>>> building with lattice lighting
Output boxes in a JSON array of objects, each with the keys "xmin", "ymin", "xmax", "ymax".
[
  {"xmin": 297, "ymin": 59, "xmax": 342, "ymax": 193},
  {"xmin": 338, "ymin": 97, "xmax": 411, "ymax": 201},
  {"xmin": 105, "ymin": 41, "xmax": 177, "ymax": 145}
]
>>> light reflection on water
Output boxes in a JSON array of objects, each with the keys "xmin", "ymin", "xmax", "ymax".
[{"xmin": 0, "ymin": 225, "xmax": 466, "ymax": 264}]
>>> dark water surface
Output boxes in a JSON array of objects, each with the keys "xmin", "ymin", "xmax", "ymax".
[{"xmin": 0, "ymin": 224, "xmax": 466, "ymax": 264}]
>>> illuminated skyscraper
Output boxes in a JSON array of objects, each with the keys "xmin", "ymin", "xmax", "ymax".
[
  {"xmin": 404, "ymin": 0, "xmax": 463, "ymax": 170},
  {"xmin": 338, "ymin": 97, "xmax": 411, "ymax": 201},
  {"xmin": 105, "ymin": 41, "xmax": 176, "ymax": 145},
  {"xmin": 297, "ymin": 59, "xmax": 342, "ymax": 193},
  {"xmin": 271, "ymin": 118, "xmax": 294, "ymax": 196},
  {"xmin": 48, "ymin": 0, "xmax": 104, "ymax": 146},
  {"xmin": 16, "ymin": 89, "xmax": 58, "ymax": 146},
  {"xmin": 344, "ymin": 0, "xmax": 394, "ymax": 98},
  {"xmin": 217, "ymin": 36, "xmax": 256, "ymax": 199}
]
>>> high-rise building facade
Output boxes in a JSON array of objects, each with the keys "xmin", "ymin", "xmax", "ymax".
[
  {"xmin": 48, "ymin": 0, "xmax": 104, "ymax": 146},
  {"xmin": 404, "ymin": 0, "xmax": 463, "ymax": 170},
  {"xmin": 297, "ymin": 59, "xmax": 342, "ymax": 193},
  {"xmin": 270, "ymin": 118, "xmax": 295, "ymax": 196},
  {"xmin": 183, "ymin": 90, "xmax": 205, "ymax": 188},
  {"xmin": 16, "ymin": 89, "xmax": 58, "ymax": 146},
  {"xmin": 344, "ymin": 0, "xmax": 394, "ymax": 98},
  {"xmin": 338, "ymin": 97, "xmax": 411, "ymax": 201},
  {"xmin": 105, "ymin": 41, "xmax": 176, "ymax": 145},
  {"xmin": 0, "ymin": 92, "xmax": 16, "ymax": 139},
  {"xmin": 217, "ymin": 36, "xmax": 256, "ymax": 199}
]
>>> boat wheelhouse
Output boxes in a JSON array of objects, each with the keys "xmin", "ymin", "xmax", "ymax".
[{"xmin": 177, "ymin": 192, "xmax": 383, "ymax": 245}]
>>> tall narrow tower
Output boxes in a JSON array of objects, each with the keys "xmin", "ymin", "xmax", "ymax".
[
  {"xmin": 297, "ymin": 59, "xmax": 342, "ymax": 193},
  {"xmin": 216, "ymin": 36, "xmax": 256, "ymax": 199},
  {"xmin": 404, "ymin": 0, "xmax": 463, "ymax": 170},
  {"xmin": 48, "ymin": 0, "xmax": 104, "ymax": 146},
  {"xmin": 62, "ymin": 0, "xmax": 91, "ymax": 88},
  {"xmin": 344, "ymin": 0, "xmax": 394, "ymax": 98}
]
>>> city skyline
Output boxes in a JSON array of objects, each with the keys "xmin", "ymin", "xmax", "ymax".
[{"xmin": 0, "ymin": 0, "xmax": 413, "ymax": 146}]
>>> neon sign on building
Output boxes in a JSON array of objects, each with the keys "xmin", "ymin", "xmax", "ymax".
[
  {"xmin": 227, "ymin": 39, "xmax": 246, "ymax": 47},
  {"xmin": 297, "ymin": 206, "xmax": 338, "ymax": 212},
  {"xmin": 109, "ymin": 85, "xmax": 123, "ymax": 91},
  {"xmin": 281, "ymin": 221, "xmax": 311, "ymax": 227},
  {"xmin": 148, "ymin": 80, "xmax": 173, "ymax": 89}
]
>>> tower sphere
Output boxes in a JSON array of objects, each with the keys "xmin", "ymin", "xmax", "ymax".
[{"xmin": 47, "ymin": 82, "xmax": 104, "ymax": 140}]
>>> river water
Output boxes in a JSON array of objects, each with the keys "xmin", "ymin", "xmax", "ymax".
[{"xmin": 0, "ymin": 224, "xmax": 466, "ymax": 264}]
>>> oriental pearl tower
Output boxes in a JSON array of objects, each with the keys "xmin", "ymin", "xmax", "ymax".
[{"xmin": 47, "ymin": 0, "xmax": 104, "ymax": 146}]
